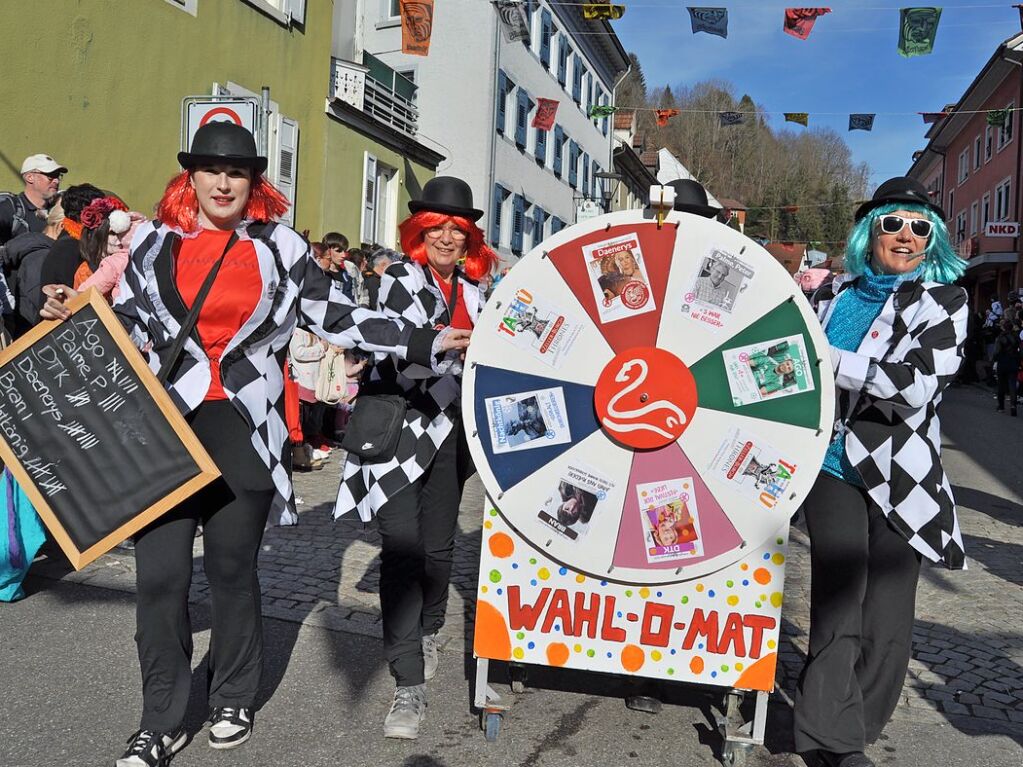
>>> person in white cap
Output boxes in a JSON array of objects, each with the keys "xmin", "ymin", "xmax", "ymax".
[{"xmin": 0, "ymin": 154, "xmax": 67, "ymax": 246}]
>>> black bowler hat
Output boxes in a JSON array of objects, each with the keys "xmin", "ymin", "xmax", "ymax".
[
  {"xmin": 667, "ymin": 179, "xmax": 720, "ymax": 218},
  {"xmin": 854, "ymin": 176, "xmax": 945, "ymax": 222},
  {"xmin": 177, "ymin": 123, "xmax": 268, "ymax": 174},
  {"xmin": 408, "ymin": 176, "xmax": 484, "ymax": 221}
]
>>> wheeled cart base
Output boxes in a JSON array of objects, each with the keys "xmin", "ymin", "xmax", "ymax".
[{"xmin": 473, "ymin": 656, "xmax": 770, "ymax": 764}]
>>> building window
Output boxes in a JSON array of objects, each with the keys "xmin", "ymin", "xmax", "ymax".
[
  {"xmin": 997, "ymin": 103, "xmax": 1014, "ymax": 150},
  {"xmin": 539, "ymin": 9, "xmax": 553, "ymax": 69},
  {"xmin": 969, "ymin": 201, "xmax": 978, "ymax": 236},
  {"xmin": 491, "ymin": 184, "xmax": 509, "ymax": 247},
  {"xmin": 557, "ymin": 37, "xmax": 570, "ymax": 87},
  {"xmin": 995, "ymin": 178, "xmax": 1011, "ymax": 220},
  {"xmin": 582, "ymin": 151, "xmax": 590, "ymax": 196},
  {"xmin": 568, "ymin": 141, "xmax": 579, "ymax": 188},
  {"xmin": 496, "ymin": 70, "xmax": 509, "ymax": 135},
  {"xmin": 572, "ymin": 56, "xmax": 583, "ymax": 105},
  {"xmin": 982, "ymin": 192, "xmax": 991, "ymax": 226},
  {"xmin": 516, "ymin": 88, "xmax": 531, "ymax": 150},
  {"xmin": 553, "ymin": 126, "xmax": 565, "ymax": 177},
  {"xmin": 973, "ymin": 135, "xmax": 981, "ymax": 170},
  {"xmin": 954, "ymin": 211, "xmax": 966, "ymax": 243},
  {"xmin": 551, "ymin": 216, "xmax": 563, "ymax": 234},
  {"xmin": 164, "ymin": 0, "xmax": 198, "ymax": 15},
  {"xmin": 511, "ymin": 195, "xmax": 526, "ymax": 254},
  {"xmin": 535, "ymin": 122, "xmax": 547, "ymax": 166},
  {"xmin": 532, "ymin": 205, "xmax": 545, "ymax": 247},
  {"xmin": 388, "ymin": 0, "xmax": 399, "ymax": 17},
  {"xmin": 985, "ymin": 125, "xmax": 993, "ymax": 162},
  {"xmin": 957, "ymin": 149, "xmax": 968, "ymax": 184}
]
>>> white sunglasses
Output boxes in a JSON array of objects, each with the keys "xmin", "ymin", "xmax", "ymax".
[{"xmin": 877, "ymin": 214, "xmax": 933, "ymax": 238}]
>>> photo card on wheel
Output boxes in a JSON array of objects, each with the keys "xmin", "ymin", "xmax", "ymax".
[
  {"xmin": 485, "ymin": 386, "xmax": 572, "ymax": 454},
  {"xmin": 581, "ymin": 232, "xmax": 656, "ymax": 323},
  {"xmin": 722, "ymin": 334, "xmax": 815, "ymax": 406},
  {"xmin": 636, "ymin": 477, "xmax": 704, "ymax": 563},
  {"xmin": 536, "ymin": 463, "xmax": 614, "ymax": 542},
  {"xmin": 681, "ymin": 248, "xmax": 755, "ymax": 330}
]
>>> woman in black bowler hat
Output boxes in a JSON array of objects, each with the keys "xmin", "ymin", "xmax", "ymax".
[
  {"xmin": 41, "ymin": 124, "xmax": 470, "ymax": 767},
  {"xmin": 335, "ymin": 176, "xmax": 497, "ymax": 740}
]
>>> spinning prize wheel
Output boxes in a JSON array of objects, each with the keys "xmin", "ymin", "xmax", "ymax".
[{"xmin": 463, "ymin": 210, "xmax": 835, "ymax": 585}]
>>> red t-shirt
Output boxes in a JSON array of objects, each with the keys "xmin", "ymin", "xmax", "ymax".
[
  {"xmin": 175, "ymin": 229, "xmax": 262, "ymax": 400},
  {"xmin": 430, "ymin": 267, "xmax": 474, "ymax": 330}
]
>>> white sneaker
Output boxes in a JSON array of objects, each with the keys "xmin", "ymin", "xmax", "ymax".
[
  {"xmin": 207, "ymin": 706, "xmax": 253, "ymax": 750},
  {"xmin": 383, "ymin": 684, "xmax": 427, "ymax": 739},
  {"xmin": 312, "ymin": 448, "xmax": 330, "ymax": 461},
  {"xmin": 116, "ymin": 727, "xmax": 186, "ymax": 766},
  {"xmin": 422, "ymin": 633, "xmax": 440, "ymax": 681}
]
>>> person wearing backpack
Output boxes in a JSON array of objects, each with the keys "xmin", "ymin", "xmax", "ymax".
[{"xmin": 0, "ymin": 154, "xmax": 65, "ymax": 245}]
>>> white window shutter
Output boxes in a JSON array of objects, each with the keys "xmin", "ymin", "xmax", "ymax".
[
  {"xmin": 275, "ymin": 116, "xmax": 299, "ymax": 226},
  {"xmin": 284, "ymin": 0, "xmax": 306, "ymax": 24},
  {"xmin": 361, "ymin": 152, "xmax": 378, "ymax": 245}
]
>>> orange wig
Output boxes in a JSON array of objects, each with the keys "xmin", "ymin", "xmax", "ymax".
[
  {"xmin": 399, "ymin": 211, "xmax": 499, "ymax": 282},
  {"xmin": 155, "ymin": 170, "xmax": 290, "ymax": 232}
]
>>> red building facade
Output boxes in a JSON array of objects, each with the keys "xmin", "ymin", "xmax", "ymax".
[{"xmin": 908, "ymin": 33, "xmax": 1023, "ymax": 308}]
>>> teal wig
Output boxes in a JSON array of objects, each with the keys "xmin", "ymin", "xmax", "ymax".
[{"xmin": 844, "ymin": 202, "xmax": 966, "ymax": 284}]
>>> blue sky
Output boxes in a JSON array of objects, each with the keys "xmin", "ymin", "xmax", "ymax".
[{"xmin": 611, "ymin": 2, "xmax": 1018, "ymax": 187}]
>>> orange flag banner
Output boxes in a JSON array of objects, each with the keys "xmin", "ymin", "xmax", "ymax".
[
  {"xmin": 400, "ymin": 0, "xmax": 434, "ymax": 57},
  {"xmin": 655, "ymin": 108, "xmax": 680, "ymax": 127}
]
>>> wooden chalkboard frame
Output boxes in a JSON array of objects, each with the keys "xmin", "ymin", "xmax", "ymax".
[{"xmin": 0, "ymin": 289, "xmax": 221, "ymax": 570}]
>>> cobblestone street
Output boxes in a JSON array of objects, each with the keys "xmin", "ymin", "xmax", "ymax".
[{"xmin": 22, "ymin": 384, "xmax": 1023, "ymax": 762}]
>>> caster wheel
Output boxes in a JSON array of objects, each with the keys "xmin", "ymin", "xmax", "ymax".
[
  {"xmin": 721, "ymin": 741, "xmax": 750, "ymax": 766},
  {"xmin": 483, "ymin": 711, "xmax": 502, "ymax": 742}
]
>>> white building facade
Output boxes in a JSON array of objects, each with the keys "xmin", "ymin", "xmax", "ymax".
[{"xmin": 356, "ymin": 0, "xmax": 630, "ymax": 262}]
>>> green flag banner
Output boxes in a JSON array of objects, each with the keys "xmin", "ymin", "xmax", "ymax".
[
  {"xmin": 987, "ymin": 109, "xmax": 1011, "ymax": 129},
  {"xmin": 588, "ymin": 104, "xmax": 618, "ymax": 119},
  {"xmin": 898, "ymin": 7, "xmax": 942, "ymax": 58},
  {"xmin": 784, "ymin": 112, "xmax": 809, "ymax": 127}
]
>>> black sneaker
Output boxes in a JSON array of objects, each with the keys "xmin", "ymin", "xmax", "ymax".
[
  {"xmin": 116, "ymin": 727, "xmax": 186, "ymax": 767},
  {"xmin": 207, "ymin": 707, "xmax": 253, "ymax": 749}
]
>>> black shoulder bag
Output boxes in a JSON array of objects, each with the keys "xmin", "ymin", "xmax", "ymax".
[
  {"xmin": 157, "ymin": 231, "xmax": 238, "ymax": 386},
  {"xmin": 340, "ymin": 265, "xmax": 463, "ymax": 463}
]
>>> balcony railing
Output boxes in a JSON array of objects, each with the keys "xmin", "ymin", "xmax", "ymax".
[{"xmin": 331, "ymin": 55, "xmax": 418, "ymax": 138}]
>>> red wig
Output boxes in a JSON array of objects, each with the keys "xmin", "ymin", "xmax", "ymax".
[
  {"xmin": 155, "ymin": 170, "xmax": 290, "ymax": 232},
  {"xmin": 399, "ymin": 211, "xmax": 499, "ymax": 282}
]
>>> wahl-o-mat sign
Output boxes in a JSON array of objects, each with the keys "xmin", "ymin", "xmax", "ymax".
[{"xmin": 462, "ymin": 209, "xmax": 834, "ymax": 692}]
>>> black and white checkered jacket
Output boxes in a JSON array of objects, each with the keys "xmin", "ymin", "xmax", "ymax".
[
  {"xmin": 815, "ymin": 274, "xmax": 969, "ymax": 569},
  {"xmin": 335, "ymin": 261, "xmax": 483, "ymax": 521},
  {"xmin": 112, "ymin": 220, "xmax": 438, "ymax": 525}
]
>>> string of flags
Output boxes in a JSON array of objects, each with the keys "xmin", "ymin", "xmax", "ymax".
[
  {"xmin": 568, "ymin": 4, "xmax": 954, "ymax": 57},
  {"xmin": 583, "ymin": 103, "xmax": 1017, "ymax": 132}
]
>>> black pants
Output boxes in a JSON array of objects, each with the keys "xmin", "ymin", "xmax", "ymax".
[
  {"xmin": 793, "ymin": 473, "xmax": 922, "ymax": 754},
  {"xmin": 377, "ymin": 423, "xmax": 473, "ymax": 686},
  {"xmin": 134, "ymin": 401, "xmax": 274, "ymax": 733},
  {"xmin": 996, "ymin": 370, "xmax": 1018, "ymax": 410}
]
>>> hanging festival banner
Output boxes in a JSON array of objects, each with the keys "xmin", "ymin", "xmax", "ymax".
[
  {"xmin": 399, "ymin": 0, "xmax": 434, "ymax": 56},
  {"xmin": 589, "ymin": 104, "xmax": 619, "ymax": 119},
  {"xmin": 655, "ymin": 108, "xmax": 681, "ymax": 127},
  {"xmin": 783, "ymin": 8, "xmax": 831, "ymax": 40},
  {"xmin": 848, "ymin": 114, "xmax": 876, "ymax": 131},
  {"xmin": 495, "ymin": 0, "xmax": 531, "ymax": 43},
  {"xmin": 532, "ymin": 98, "xmax": 560, "ymax": 131},
  {"xmin": 583, "ymin": 3, "xmax": 626, "ymax": 20},
  {"xmin": 898, "ymin": 7, "xmax": 942, "ymax": 58},
  {"xmin": 719, "ymin": 111, "xmax": 745, "ymax": 126},
  {"xmin": 784, "ymin": 112, "xmax": 809, "ymax": 127},
  {"xmin": 687, "ymin": 7, "xmax": 729, "ymax": 38},
  {"xmin": 987, "ymin": 109, "xmax": 1011, "ymax": 128},
  {"xmin": 919, "ymin": 108, "xmax": 953, "ymax": 124}
]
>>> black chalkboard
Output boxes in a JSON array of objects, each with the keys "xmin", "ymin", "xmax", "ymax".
[{"xmin": 0, "ymin": 290, "xmax": 220, "ymax": 569}]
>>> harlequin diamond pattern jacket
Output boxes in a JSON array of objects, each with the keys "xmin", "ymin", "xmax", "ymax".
[
  {"xmin": 335, "ymin": 260, "xmax": 483, "ymax": 522},
  {"xmin": 113, "ymin": 220, "xmax": 437, "ymax": 525},
  {"xmin": 815, "ymin": 274, "xmax": 969, "ymax": 569}
]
